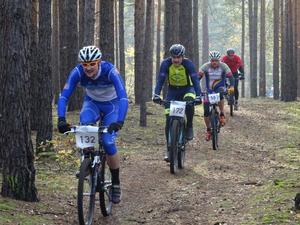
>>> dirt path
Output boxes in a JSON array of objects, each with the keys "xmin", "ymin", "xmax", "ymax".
[
  {"xmin": 85, "ymin": 98, "xmax": 297, "ymax": 225},
  {"xmin": 2, "ymin": 99, "xmax": 300, "ymax": 225}
]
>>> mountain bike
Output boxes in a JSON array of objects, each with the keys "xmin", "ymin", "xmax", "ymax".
[
  {"xmin": 203, "ymin": 92, "xmax": 221, "ymax": 150},
  {"xmin": 65, "ymin": 125, "xmax": 112, "ymax": 225},
  {"xmin": 156, "ymin": 99, "xmax": 194, "ymax": 174},
  {"xmin": 227, "ymin": 74, "xmax": 244, "ymax": 114}
]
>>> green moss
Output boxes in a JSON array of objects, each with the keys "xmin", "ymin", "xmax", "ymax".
[
  {"xmin": 0, "ymin": 198, "xmax": 16, "ymax": 211},
  {"xmin": 0, "ymin": 212, "xmax": 50, "ymax": 225}
]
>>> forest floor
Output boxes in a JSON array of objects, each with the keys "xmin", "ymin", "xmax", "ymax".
[{"xmin": 1, "ymin": 98, "xmax": 300, "ymax": 225}]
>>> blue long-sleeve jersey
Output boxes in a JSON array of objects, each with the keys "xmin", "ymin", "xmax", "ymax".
[
  {"xmin": 58, "ymin": 61, "xmax": 128, "ymax": 122},
  {"xmin": 154, "ymin": 58, "xmax": 201, "ymax": 96}
]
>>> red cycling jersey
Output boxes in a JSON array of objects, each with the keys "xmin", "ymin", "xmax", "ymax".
[{"xmin": 221, "ymin": 54, "xmax": 244, "ymax": 73}]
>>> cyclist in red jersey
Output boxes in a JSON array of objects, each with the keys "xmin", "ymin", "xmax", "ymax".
[{"xmin": 221, "ymin": 48, "xmax": 244, "ymax": 110}]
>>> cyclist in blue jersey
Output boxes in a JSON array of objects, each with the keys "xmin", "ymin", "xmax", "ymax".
[
  {"xmin": 57, "ymin": 46, "xmax": 128, "ymax": 204},
  {"xmin": 152, "ymin": 44, "xmax": 202, "ymax": 161}
]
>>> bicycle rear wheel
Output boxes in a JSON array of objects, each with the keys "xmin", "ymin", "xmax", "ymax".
[
  {"xmin": 169, "ymin": 119, "xmax": 179, "ymax": 174},
  {"xmin": 99, "ymin": 155, "xmax": 112, "ymax": 216},
  {"xmin": 78, "ymin": 158, "xmax": 95, "ymax": 225},
  {"xmin": 210, "ymin": 109, "xmax": 219, "ymax": 150}
]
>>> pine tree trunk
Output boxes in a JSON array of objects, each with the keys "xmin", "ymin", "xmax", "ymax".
[
  {"xmin": 114, "ymin": 0, "xmax": 119, "ymax": 68},
  {"xmin": 79, "ymin": 0, "xmax": 85, "ymax": 48},
  {"xmin": 83, "ymin": 0, "xmax": 95, "ymax": 46},
  {"xmin": 0, "ymin": 0, "xmax": 38, "ymax": 201},
  {"xmin": 202, "ymin": 0, "xmax": 209, "ymax": 63},
  {"xmin": 134, "ymin": 0, "xmax": 145, "ymax": 105},
  {"xmin": 155, "ymin": 0, "xmax": 161, "ymax": 77},
  {"xmin": 280, "ymin": 0, "xmax": 286, "ymax": 100},
  {"xmin": 62, "ymin": 0, "xmax": 81, "ymax": 111},
  {"xmin": 179, "ymin": 0, "xmax": 193, "ymax": 60},
  {"xmin": 249, "ymin": 0, "xmax": 258, "ymax": 97},
  {"xmin": 193, "ymin": 0, "xmax": 199, "ymax": 69},
  {"xmin": 282, "ymin": 0, "xmax": 297, "ymax": 101},
  {"xmin": 119, "ymin": 0, "xmax": 125, "ymax": 81},
  {"xmin": 293, "ymin": 0, "xmax": 299, "ymax": 97},
  {"xmin": 36, "ymin": 0, "xmax": 53, "ymax": 153},
  {"xmin": 29, "ymin": 0, "xmax": 39, "ymax": 131},
  {"xmin": 297, "ymin": 1, "xmax": 300, "ymax": 97},
  {"xmin": 259, "ymin": 0, "xmax": 266, "ymax": 97},
  {"xmin": 52, "ymin": 0, "xmax": 61, "ymax": 103},
  {"xmin": 140, "ymin": 0, "xmax": 154, "ymax": 126},
  {"xmin": 273, "ymin": 0, "xmax": 280, "ymax": 99},
  {"xmin": 252, "ymin": 0, "xmax": 258, "ymax": 97},
  {"xmin": 99, "ymin": 0, "xmax": 115, "ymax": 63},
  {"xmin": 164, "ymin": 0, "xmax": 179, "ymax": 56},
  {"xmin": 163, "ymin": 0, "xmax": 179, "ymax": 98},
  {"xmin": 241, "ymin": 0, "xmax": 245, "ymax": 98}
]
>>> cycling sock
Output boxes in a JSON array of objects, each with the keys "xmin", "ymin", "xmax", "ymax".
[{"xmin": 110, "ymin": 168, "xmax": 120, "ymax": 185}]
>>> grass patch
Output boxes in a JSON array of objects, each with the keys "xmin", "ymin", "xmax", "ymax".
[
  {"xmin": 0, "ymin": 198, "xmax": 16, "ymax": 211},
  {"xmin": 242, "ymin": 101, "xmax": 300, "ymax": 224},
  {"xmin": 0, "ymin": 197, "xmax": 50, "ymax": 225},
  {"xmin": 0, "ymin": 211, "xmax": 50, "ymax": 225}
]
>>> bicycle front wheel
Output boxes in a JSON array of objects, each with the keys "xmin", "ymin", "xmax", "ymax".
[
  {"xmin": 169, "ymin": 119, "xmax": 180, "ymax": 174},
  {"xmin": 78, "ymin": 158, "xmax": 96, "ymax": 225},
  {"xmin": 228, "ymin": 95, "xmax": 234, "ymax": 116},
  {"xmin": 99, "ymin": 155, "xmax": 112, "ymax": 216},
  {"xmin": 210, "ymin": 109, "xmax": 219, "ymax": 150},
  {"xmin": 178, "ymin": 126, "xmax": 186, "ymax": 169}
]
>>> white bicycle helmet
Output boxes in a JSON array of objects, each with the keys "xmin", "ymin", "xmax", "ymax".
[
  {"xmin": 78, "ymin": 46, "xmax": 102, "ymax": 62},
  {"xmin": 209, "ymin": 50, "xmax": 221, "ymax": 60}
]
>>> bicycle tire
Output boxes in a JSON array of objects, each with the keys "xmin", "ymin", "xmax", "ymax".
[
  {"xmin": 228, "ymin": 94, "xmax": 234, "ymax": 116},
  {"xmin": 78, "ymin": 158, "xmax": 95, "ymax": 225},
  {"xmin": 169, "ymin": 119, "xmax": 179, "ymax": 174},
  {"xmin": 230, "ymin": 101, "xmax": 233, "ymax": 116},
  {"xmin": 178, "ymin": 125, "xmax": 185, "ymax": 169},
  {"xmin": 99, "ymin": 155, "xmax": 112, "ymax": 216},
  {"xmin": 210, "ymin": 108, "xmax": 219, "ymax": 150}
]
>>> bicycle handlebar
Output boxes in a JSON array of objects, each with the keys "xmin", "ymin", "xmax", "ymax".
[
  {"xmin": 64, "ymin": 125, "xmax": 108, "ymax": 135},
  {"xmin": 155, "ymin": 99, "xmax": 196, "ymax": 107}
]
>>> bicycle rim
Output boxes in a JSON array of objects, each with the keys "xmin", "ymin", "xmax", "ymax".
[
  {"xmin": 99, "ymin": 155, "xmax": 112, "ymax": 216},
  {"xmin": 78, "ymin": 158, "xmax": 95, "ymax": 225},
  {"xmin": 169, "ymin": 119, "xmax": 179, "ymax": 174}
]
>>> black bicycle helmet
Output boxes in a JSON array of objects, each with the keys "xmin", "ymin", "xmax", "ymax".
[
  {"xmin": 169, "ymin": 44, "xmax": 185, "ymax": 57},
  {"xmin": 226, "ymin": 48, "xmax": 235, "ymax": 55}
]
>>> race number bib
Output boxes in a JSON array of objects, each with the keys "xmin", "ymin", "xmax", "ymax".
[
  {"xmin": 169, "ymin": 101, "xmax": 186, "ymax": 117},
  {"xmin": 75, "ymin": 132, "xmax": 98, "ymax": 148},
  {"xmin": 208, "ymin": 93, "xmax": 220, "ymax": 104}
]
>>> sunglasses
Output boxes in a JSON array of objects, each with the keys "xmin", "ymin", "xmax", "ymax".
[{"xmin": 81, "ymin": 61, "xmax": 99, "ymax": 68}]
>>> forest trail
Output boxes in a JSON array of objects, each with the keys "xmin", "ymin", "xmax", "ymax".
[{"xmin": 1, "ymin": 98, "xmax": 300, "ymax": 225}]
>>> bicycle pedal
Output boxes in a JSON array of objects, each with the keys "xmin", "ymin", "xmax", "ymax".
[{"xmin": 164, "ymin": 157, "xmax": 170, "ymax": 163}]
